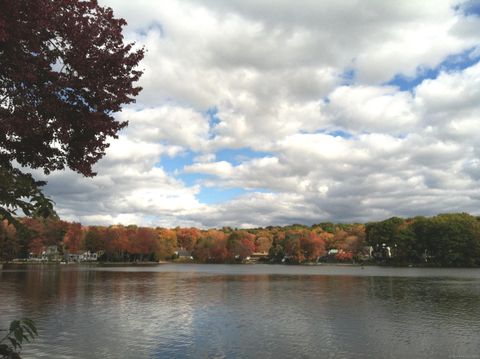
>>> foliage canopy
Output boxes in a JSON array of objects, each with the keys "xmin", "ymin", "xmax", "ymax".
[{"xmin": 0, "ymin": 0, "xmax": 144, "ymax": 222}]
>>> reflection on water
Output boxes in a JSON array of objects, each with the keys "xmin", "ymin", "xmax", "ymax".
[{"xmin": 1, "ymin": 264, "xmax": 480, "ymax": 358}]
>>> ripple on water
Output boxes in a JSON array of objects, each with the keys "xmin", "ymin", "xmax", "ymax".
[{"xmin": 1, "ymin": 265, "xmax": 480, "ymax": 358}]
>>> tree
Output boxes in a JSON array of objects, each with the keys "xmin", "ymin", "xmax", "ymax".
[
  {"xmin": 156, "ymin": 228, "xmax": 177, "ymax": 260},
  {"xmin": 0, "ymin": 0, "xmax": 144, "ymax": 222},
  {"xmin": 130, "ymin": 227, "xmax": 158, "ymax": 261},
  {"xmin": 193, "ymin": 231, "xmax": 228, "ymax": 263},
  {"xmin": 366, "ymin": 217, "xmax": 405, "ymax": 257},
  {"xmin": 329, "ymin": 224, "xmax": 366, "ymax": 260},
  {"xmin": 412, "ymin": 213, "xmax": 480, "ymax": 266},
  {"xmin": 84, "ymin": 226, "xmax": 106, "ymax": 253},
  {"xmin": 104, "ymin": 225, "xmax": 129, "ymax": 261},
  {"xmin": 283, "ymin": 230, "xmax": 304, "ymax": 263},
  {"xmin": 317, "ymin": 231, "xmax": 334, "ymax": 251},
  {"xmin": 28, "ymin": 238, "xmax": 44, "ymax": 257},
  {"xmin": 313, "ymin": 222, "xmax": 335, "ymax": 233},
  {"xmin": 389, "ymin": 222, "xmax": 419, "ymax": 262},
  {"xmin": 19, "ymin": 217, "xmax": 46, "ymax": 258},
  {"xmin": 300, "ymin": 231, "xmax": 326, "ymax": 261},
  {"xmin": 227, "ymin": 231, "xmax": 255, "ymax": 261},
  {"xmin": 268, "ymin": 231, "xmax": 286, "ymax": 262},
  {"xmin": 192, "ymin": 237, "xmax": 211, "ymax": 262},
  {"xmin": 333, "ymin": 229, "xmax": 348, "ymax": 249},
  {"xmin": 63, "ymin": 222, "xmax": 83, "ymax": 253},
  {"xmin": 43, "ymin": 219, "xmax": 69, "ymax": 247},
  {"xmin": 0, "ymin": 219, "xmax": 17, "ymax": 261},
  {"xmin": 176, "ymin": 228, "xmax": 200, "ymax": 251},
  {"xmin": 0, "ymin": 319, "xmax": 37, "ymax": 359},
  {"xmin": 254, "ymin": 231, "xmax": 273, "ymax": 253}
]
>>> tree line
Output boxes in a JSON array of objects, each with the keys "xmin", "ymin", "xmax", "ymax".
[
  {"xmin": 1, "ymin": 213, "xmax": 480, "ymax": 266},
  {"xmin": 366, "ymin": 213, "xmax": 480, "ymax": 266},
  {"xmin": 0, "ymin": 217, "xmax": 364, "ymax": 263}
]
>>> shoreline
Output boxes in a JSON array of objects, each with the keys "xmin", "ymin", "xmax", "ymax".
[{"xmin": 1, "ymin": 261, "xmax": 478, "ymax": 269}]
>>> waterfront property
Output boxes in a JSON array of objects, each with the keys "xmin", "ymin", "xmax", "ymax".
[
  {"xmin": 175, "ymin": 249, "xmax": 193, "ymax": 260},
  {"xmin": 40, "ymin": 246, "xmax": 61, "ymax": 262},
  {"xmin": 27, "ymin": 248, "xmax": 101, "ymax": 263},
  {"xmin": 247, "ymin": 252, "xmax": 269, "ymax": 263},
  {"xmin": 64, "ymin": 251, "xmax": 98, "ymax": 262}
]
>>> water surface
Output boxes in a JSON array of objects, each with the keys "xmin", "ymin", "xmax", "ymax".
[{"xmin": 1, "ymin": 264, "xmax": 479, "ymax": 358}]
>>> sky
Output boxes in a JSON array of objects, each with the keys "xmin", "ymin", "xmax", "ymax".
[{"xmin": 40, "ymin": 0, "xmax": 480, "ymax": 228}]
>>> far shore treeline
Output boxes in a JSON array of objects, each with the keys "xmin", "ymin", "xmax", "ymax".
[{"xmin": 1, "ymin": 213, "xmax": 480, "ymax": 267}]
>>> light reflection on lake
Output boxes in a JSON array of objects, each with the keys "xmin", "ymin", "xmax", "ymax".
[{"xmin": 1, "ymin": 264, "xmax": 480, "ymax": 358}]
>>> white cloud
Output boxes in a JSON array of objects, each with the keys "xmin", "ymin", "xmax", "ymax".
[
  {"xmin": 184, "ymin": 161, "xmax": 233, "ymax": 177},
  {"xmin": 117, "ymin": 106, "xmax": 211, "ymax": 152},
  {"xmin": 36, "ymin": 0, "xmax": 480, "ymax": 227},
  {"xmin": 325, "ymin": 86, "xmax": 418, "ymax": 133},
  {"xmin": 415, "ymin": 61, "xmax": 480, "ymax": 118}
]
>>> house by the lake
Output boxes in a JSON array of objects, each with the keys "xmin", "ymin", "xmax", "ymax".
[
  {"xmin": 175, "ymin": 249, "xmax": 193, "ymax": 260},
  {"xmin": 64, "ymin": 250, "xmax": 99, "ymax": 262},
  {"xmin": 42, "ymin": 246, "xmax": 61, "ymax": 261}
]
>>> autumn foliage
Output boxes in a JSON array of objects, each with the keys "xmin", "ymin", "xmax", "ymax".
[
  {"xmin": 0, "ymin": 217, "xmax": 370, "ymax": 264},
  {"xmin": 3, "ymin": 213, "xmax": 480, "ymax": 266},
  {"xmin": 0, "ymin": 0, "xmax": 143, "ymax": 222}
]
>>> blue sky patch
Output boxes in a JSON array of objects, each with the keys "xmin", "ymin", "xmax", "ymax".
[
  {"xmin": 176, "ymin": 173, "xmax": 205, "ymax": 187},
  {"xmin": 387, "ymin": 48, "xmax": 480, "ymax": 91},
  {"xmin": 157, "ymin": 147, "xmax": 272, "ymax": 174},
  {"xmin": 197, "ymin": 186, "xmax": 272, "ymax": 204},
  {"xmin": 304, "ymin": 129, "xmax": 353, "ymax": 139},
  {"xmin": 197, "ymin": 186, "xmax": 246, "ymax": 204},
  {"xmin": 215, "ymin": 147, "xmax": 271, "ymax": 166},
  {"xmin": 156, "ymin": 146, "xmax": 274, "ymax": 204},
  {"xmin": 136, "ymin": 21, "xmax": 165, "ymax": 37},
  {"xmin": 455, "ymin": 1, "xmax": 480, "ymax": 16},
  {"xmin": 326, "ymin": 130, "xmax": 353, "ymax": 139},
  {"xmin": 206, "ymin": 106, "xmax": 221, "ymax": 127},
  {"xmin": 340, "ymin": 69, "xmax": 356, "ymax": 85},
  {"xmin": 156, "ymin": 151, "xmax": 207, "ymax": 187},
  {"xmin": 158, "ymin": 151, "xmax": 195, "ymax": 174}
]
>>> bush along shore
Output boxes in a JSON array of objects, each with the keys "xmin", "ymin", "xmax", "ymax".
[{"xmin": 1, "ymin": 213, "xmax": 480, "ymax": 267}]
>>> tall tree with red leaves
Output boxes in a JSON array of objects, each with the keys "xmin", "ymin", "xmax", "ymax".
[{"xmin": 0, "ymin": 0, "xmax": 144, "ymax": 222}]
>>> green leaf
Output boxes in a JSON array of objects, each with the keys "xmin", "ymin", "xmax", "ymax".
[
  {"xmin": 9, "ymin": 320, "xmax": 20, "ymax": 332},
  {"xmin": 22, "ymin": 324, "xmax": 35, "ymax": 339},
  {"xmin": 13, "ymin": 328, "xmax": 23, "ymax": 345},
  {"xmin": 8, "ymin": 337, "xmax": 20, "ymax": 350}
]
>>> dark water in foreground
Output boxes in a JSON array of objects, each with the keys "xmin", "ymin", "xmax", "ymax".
[{"xmin": 1, "ymin": 264, "xmax": 480, "ymax": 358}]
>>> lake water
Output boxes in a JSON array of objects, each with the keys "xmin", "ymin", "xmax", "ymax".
[{"xmin": 1, "ymin": 264, "xmax": 480, "ymax": 358}]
